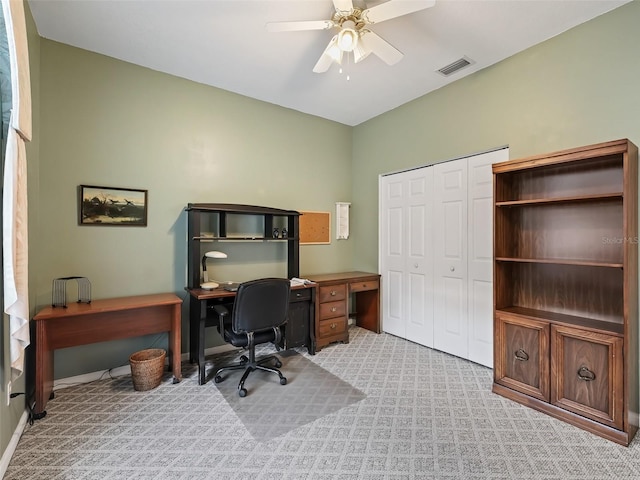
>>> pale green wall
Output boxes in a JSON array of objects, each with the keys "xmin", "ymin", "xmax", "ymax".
[
  {"xmin": 35, "ymin": 40, "xmax": 353, "ymax": 379},
  {"xmin": 352, "ymin": 0, "xmax": 640, "ymax": 272}
]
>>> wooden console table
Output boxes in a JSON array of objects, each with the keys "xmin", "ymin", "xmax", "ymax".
[
  {"xmin": 32, "ymin": 293, "xmax": 182, "ymax": 418},
  {"xmin": 305, "ymin": 271, "xmax": 380, "ymax": 351}
]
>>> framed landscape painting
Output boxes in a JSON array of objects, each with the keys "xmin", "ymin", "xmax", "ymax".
[{"xmin": 79, "ymin": 185, "xmax": 148, "ymax": 226}]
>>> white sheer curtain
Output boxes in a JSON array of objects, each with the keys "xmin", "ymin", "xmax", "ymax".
[{"xmin": 2, "ymin": 0, "xmax": 31, "ymax": 385}]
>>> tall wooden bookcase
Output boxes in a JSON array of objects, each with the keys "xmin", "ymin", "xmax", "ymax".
[{"xmin": 492, "ymin": 139, "xmax": 639, "ymax": 445}]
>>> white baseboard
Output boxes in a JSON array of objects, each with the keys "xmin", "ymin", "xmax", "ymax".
[
  {"xmin": 53, "ymin": 344, "xmax": 237, "ymax": 391},
  {"xmin": 0, "ymin": 410, "xmax": 29, "ymax": 478}
]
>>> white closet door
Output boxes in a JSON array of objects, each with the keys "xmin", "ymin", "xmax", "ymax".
[
  {"xmin": 466, "ymin": 149, "xmax": 508, "ymax": 367},
  {"xmin": 405, "ymin": 167, "xmax": 433, "ymax": 347},
  {"xmin": 379, "ymin": 167, "xmax": 433, "ymax": 345},
  {"xmin": 433, "ymin": 159, "xmax": 468, "ymax": 358},
  {"xmin": 380, "ymin": 173, "xmax": 407, "ymax": 338}
]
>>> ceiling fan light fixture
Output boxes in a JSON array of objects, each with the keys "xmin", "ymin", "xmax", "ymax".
[
  {"xmin": 337, "ymin": 20, "xmax": 358, "ymax": 52},
  {"xmin": 325, "ymin": 35, "xmax": 343, "ymax": 63}
]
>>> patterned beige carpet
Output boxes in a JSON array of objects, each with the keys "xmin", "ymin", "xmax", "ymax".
[
  {"xmin": 5, "ymin": 326, "xmax": 640, "ymax": 479},
  {"xmin": 213, "ymin": 350, "xmax": 366, "ymax": 442}
]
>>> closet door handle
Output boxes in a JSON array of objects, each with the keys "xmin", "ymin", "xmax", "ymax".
[{"xmin": 450, "ymin": 266, "xmax": 455, "ymax": 272}]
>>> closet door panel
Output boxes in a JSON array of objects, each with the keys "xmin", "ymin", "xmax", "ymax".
[
  {"xmin": 405, "ymin": 168, "xmax": 434, "ymax": 347},
  {"xmin": 380, "ymin": 168, "xmax": 433, "ymax": 344},
  {"xmin": 434, "ymin": 160, "xmax": 469, "ymax": 358},
  {"xmin": 380, "ymin": 175, "xmax": 407, "ymax": 338},
  {"xmin": 467, "ymin": 149, "xmax": 507, "ymax": 366}
]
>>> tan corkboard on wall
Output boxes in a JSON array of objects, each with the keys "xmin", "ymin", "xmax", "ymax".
[{"xmin": 300, "ymin": 211, "xmax": 331, "ymax": 244}]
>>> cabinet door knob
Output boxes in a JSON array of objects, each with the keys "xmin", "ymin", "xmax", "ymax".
[
  {"xmin": 514, "ymin": 349, "xmax": 529, "ymax": 361},
  {"xmin": 450, "ymin": 266, "xmax": 455, "ymax": 272},
  {"xmin": 577, "ymin": 366, "xmax": 596, "ymax": 382},
  {"xmin": 414, "ymin": 264, "xmax": 419, "ymax": 268},
  {"xmin": 331, "ymin": 307, "xmax": 337, "ymax": 312},
  {"xmin": 330, "ymin": 290, "xmax": 337, "ymax": 296},
  {"xmin": 330, "ymin": 323, "xmax": 337, "ymax": 329}
]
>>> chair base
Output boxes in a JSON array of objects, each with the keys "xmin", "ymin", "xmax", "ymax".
[{"xmin": 214, "ymin": 350, "xmax": 287, "ymax": 397}]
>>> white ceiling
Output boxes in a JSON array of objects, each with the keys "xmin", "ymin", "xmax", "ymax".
[{"xmin": 28, "ymin": 0, "xmax": 629, "ymax": 126}]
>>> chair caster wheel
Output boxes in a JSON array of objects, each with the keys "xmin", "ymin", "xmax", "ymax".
[
  {"xmin": 240, "ymin": 355, "xmax": 248, "ymax": 365},
  {"xmin": 238, "ymin": 388, "xmax": 247, "ymax": 397},
  {"xmin": 280, "ymin": 377, "xmax": 287, "ymax": 385},
  {"xmin": 275, "ymin": 360, "xmax": 282, "ymax": 368},
  {"xmin": 214, "ymin": 375, "xmax": 223, "ymax": 383}
]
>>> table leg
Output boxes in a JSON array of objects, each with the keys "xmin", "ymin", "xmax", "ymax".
[
  {"xmin": 170, "ymin": 303, "xmax": 182, "ymax": 383},
  {"xmin": 34, "ymin": 321, "xmax": 53, "ymax": 418},
  {"xmin": 198, "ymin": 315, "xmax": 206, "ymax": 385}
]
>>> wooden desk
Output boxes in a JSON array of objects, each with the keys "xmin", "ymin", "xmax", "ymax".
[
  {"xmin": 305, "ymin": 271, "xmax": 380, "ymax": 351},
  {"xmin": 187, "ymin": 283, "xmax": 316, "ymax": 385},
  {"xmin": 32, "ymin": 293, "xmax": 182, "ymax": 418}
]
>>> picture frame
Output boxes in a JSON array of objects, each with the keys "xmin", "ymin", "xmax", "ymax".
[{"xmin": 78, "ymin": 185, "xmax": 148, "ymax": 226}]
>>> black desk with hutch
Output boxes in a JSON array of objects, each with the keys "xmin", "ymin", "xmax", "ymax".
[{"xmin": 185, "ymin": 203, "xmax": 316, "ymax": 385}]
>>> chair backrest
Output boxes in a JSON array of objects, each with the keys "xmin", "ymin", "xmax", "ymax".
[{"xmin": 231, "ymin": 278, "xmax": 290, "ymax": 334}]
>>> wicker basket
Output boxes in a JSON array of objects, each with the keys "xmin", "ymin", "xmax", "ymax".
[{"xmin": 129, "ymin": 349, "xmax": 166, "ymax": 391}]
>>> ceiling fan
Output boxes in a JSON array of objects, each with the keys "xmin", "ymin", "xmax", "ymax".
[{"xmin": 266, "ymin": 0, "xmax": 436, "ymax": 73}]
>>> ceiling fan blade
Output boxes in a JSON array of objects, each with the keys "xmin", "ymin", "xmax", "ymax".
[
  {"xmin": 333, "ymin": 0, "xmax": 354, "ymax": 14},
  {"xmin": 362, "ymin": 0, "xmax": 435, "ymax": 24},
  {"xmin": 313, "ymin": 36, "xmax": 340, "ymax": 73},
  {"xmin": 360, "ymin": 31, "xmax": 403, "ymax": 65},
  {"xmin": 266, "ymin": 20, "xmax": 334, "ymax": 32}
]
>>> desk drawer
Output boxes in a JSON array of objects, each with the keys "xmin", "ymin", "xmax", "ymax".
[
  {"xmin": 290, "ymin": 288, "xmax": 312, "ymax": 302},
  {"xmin": 319, "ymin": 300, "xmax": 346, "ymax": 320},
  {"xmin": 319, "ymin": 284, "xmax": 347, "ymax": 303},
  {"xmin": 319, "ymin": 317, "xmax": 347, "ymax": 338},
  {"xmin": 350, "ymin": 279, "xmax": 379, "ymax": 293}
]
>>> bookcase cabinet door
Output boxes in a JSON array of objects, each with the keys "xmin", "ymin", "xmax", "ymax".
[
  {"xmin": 494, "ymin": 313, "xmax": 550, "ymax": 402},
  {"xmin": 551, "ymin": 325, "xmax": 624, "ymax": 430}
]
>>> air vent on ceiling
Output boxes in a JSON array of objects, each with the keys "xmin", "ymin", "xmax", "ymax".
[{"xmin": 437, "ymin": 56, "xmax": 474, "ymax": 76}]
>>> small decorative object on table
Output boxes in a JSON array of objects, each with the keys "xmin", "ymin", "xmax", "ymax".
[
  {"xmin": 52, "ymin": 276, "xmax": 91, "ymax": 308},
  {"xmin": 281, "ymin": 228, "xmax": 288, "ymax": 238},
  {"xmin": 272, "ymin": 227, "xmax": 279, "ymax": 238}
]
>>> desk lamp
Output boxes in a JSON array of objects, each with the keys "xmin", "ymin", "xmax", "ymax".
[{"xmin": 201, "ymin": 250, "xmax": 227, "ymax": 289}]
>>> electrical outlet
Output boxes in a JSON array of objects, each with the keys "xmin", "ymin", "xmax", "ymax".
[{"xmin": 6, "ymin": 381, "xmax": 11, "ymax": 406}]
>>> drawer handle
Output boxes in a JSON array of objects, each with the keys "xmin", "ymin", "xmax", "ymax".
[
  {"xmin": 331, "ymin": 307, "xmax": 337, "ymax": 312},
  {"xmin": 296, "ymin": 293, "xmax": 302, "ymax": 298},
  {"xmin": 514, "ymin": 349, "xmax": 529, "ymax": 362},
  {"xmin": 577, "ymin": 366, "xmax": 596, "ymax": 382},
  {"xmin": 330, "ymin": 323, "xmax": 337, "ymax": 329},
  {"xmin": 330, "ymin": 290, "xmax": 337, "ymax": 296}
]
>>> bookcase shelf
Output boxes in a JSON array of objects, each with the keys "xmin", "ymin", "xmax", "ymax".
[{"xmin": 492, "ymin": 139, "xmax": 638, "ymax": 446}]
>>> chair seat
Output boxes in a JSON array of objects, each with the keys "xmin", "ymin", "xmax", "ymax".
[{"xmin": 224, "ymin": 328, "xmax": 276, "ymax": 348}]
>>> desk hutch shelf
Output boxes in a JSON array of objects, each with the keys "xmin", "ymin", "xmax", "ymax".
[
  {"xmin": 492, "ymin": 139, "xmax": 639, "ymax": 446},
  {"xmin": 186, "ymin": 203, "xmax": 301, "ymax": 289}
]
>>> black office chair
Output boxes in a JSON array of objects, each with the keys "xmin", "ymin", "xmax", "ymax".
[{"xmin": 212, "ymin": 278, "xmax": 290, "ymax": 397}]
